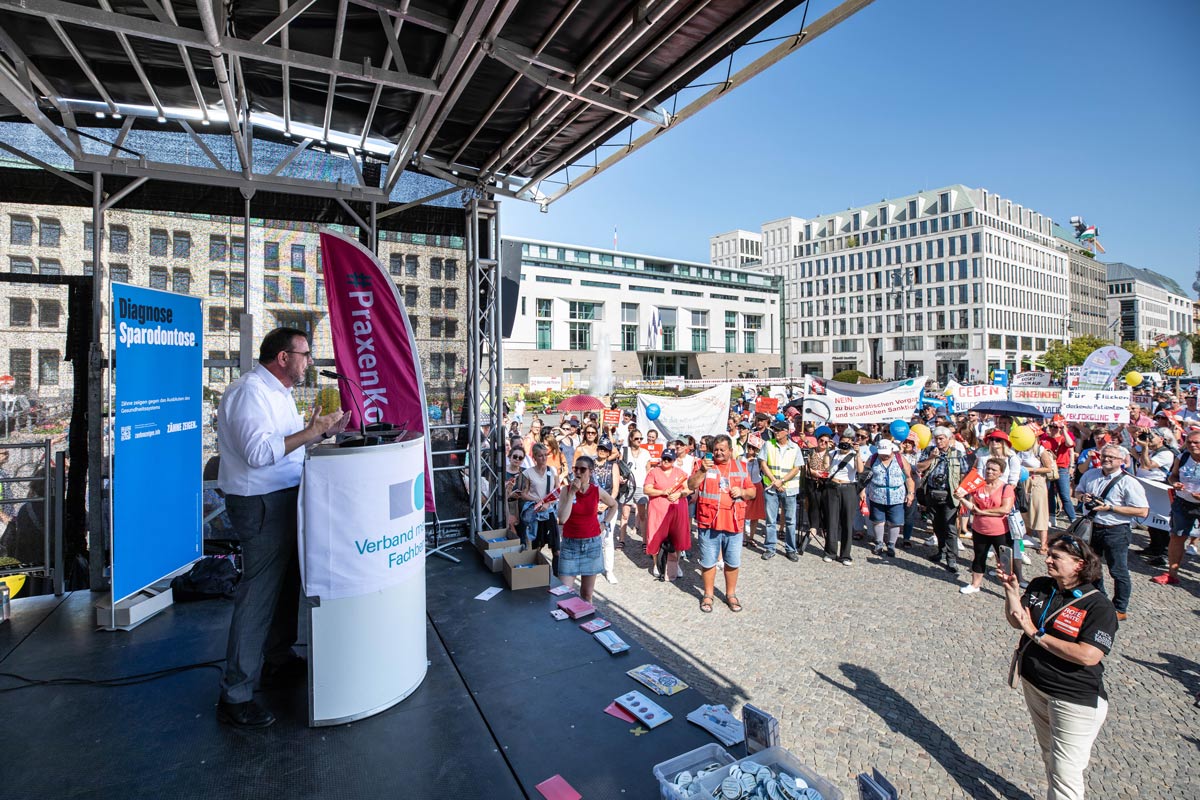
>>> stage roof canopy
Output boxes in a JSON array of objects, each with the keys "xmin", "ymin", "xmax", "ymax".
[{"xmin": 0, "ymin": 0, "xmax": 871, "ymax": 206}]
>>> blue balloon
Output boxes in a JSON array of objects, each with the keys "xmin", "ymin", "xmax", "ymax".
[
  {"xmin": 428, "ymin": 405, "xmax": 443, "ymax": 420},
  {"xmin": 646, "ymin": 403, "xmax": 661, "ymax": 421},
  {"xmin": 775, "ymin": 412, "xmax": 786, "ymax": 422},
  {"xmin": 1019, "ymin": 467, "xmax": 1029, "ymax": 483},
  {"xmin": 889, "ymin": 420, "xmax": 910, "ymax": 441}
]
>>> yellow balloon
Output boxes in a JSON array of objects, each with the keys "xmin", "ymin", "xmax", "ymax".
[
  {"xmin": 1125, "ymin": 371, "xmax": 1143, "ymax": 387},
  {"xmin": 911, "ymin": 423, "xmax": 931, "ymax": 449},
  {"xmin": 1010, "ymin": 425, "xmax": 1036, "ymax": 452}
]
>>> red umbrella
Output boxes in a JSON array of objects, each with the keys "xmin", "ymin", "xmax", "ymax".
[{"xmin": 556, "ymin": 394, "xmax": 606, "ymax": 412}]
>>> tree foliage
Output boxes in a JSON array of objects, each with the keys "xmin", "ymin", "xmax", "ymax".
[{"xmin": 1042, "ymin": 335, "xmax": 1163, "ymax": 374}]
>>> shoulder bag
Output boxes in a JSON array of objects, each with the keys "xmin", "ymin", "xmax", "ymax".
[
  {"xmin": 1064, "ymin": 473, "xmax": 1126, "ymax": 544},
  {"xmin": 1008, "ymin": 589, "xmax": 1099, "ymax": 689}
]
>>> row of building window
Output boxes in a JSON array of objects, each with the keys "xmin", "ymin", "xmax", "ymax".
[
  {"xmin": 7, "ymin": 348, "xmax": 61, "ymax": 390},
  {"xmin": 7, "ymin": 298, "xmax": 61, "ymax": 328},
  {"xmin": 534, "ymin": 319, "xmax": 759, "ymax": 354},
  {"xmin": 388, "ymin": 254, "xmax": 459, "ymax": 281},
  {"xmin": 528, "ymin": 299, "xmax": 761, "ymax": 329}
]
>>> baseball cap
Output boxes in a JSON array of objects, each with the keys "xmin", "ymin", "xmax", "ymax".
[
  {"xmin": 769, "ymin": 418, "xmax": 789, "ymax": 431},
  {"xmin": 660, "ymin": 448, "xmax": 677, "ymax": 462},
  {"xmin": 986, "ymin": 429, "xmax": 1010, "ymax": 444},
  {"xmin": 875, "ymin": 440, "xmax": 897, "ymax": 455},
  {"xmin": 814, "ymin": 426, "xmax": 833, "ymax": 438},
  {"xmin": 597, "ymin": 437, "xmax": 613, "ymax": 452}
]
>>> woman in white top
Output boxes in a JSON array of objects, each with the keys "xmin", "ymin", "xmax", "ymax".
[{"xmin": 823, "ymin": 442, "xmax": 864, "ymax": 565}]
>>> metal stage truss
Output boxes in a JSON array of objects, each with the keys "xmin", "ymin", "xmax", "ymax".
[{"xmin": 0, "ymin": 0, "xmax": 872, "ymax": 584}]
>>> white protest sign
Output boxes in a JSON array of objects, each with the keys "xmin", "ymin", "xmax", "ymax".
[
  {"xmin": 1011, "ymin": 371, "xmax": 1052, "ymax": 387},
  {"xmin": 1010, "ymin": 386, "xmax": 1063, "ymax": 413},
  {"xmin": 1060, "ymin": 389, "xmax": 1131, "ymax": 423},
  {"xmin": 1138, "ymin": 477, "xmax": 1170, "ymax": 530},
  {"xmin": 637, "ymin": 383, "xmax": 731, "ymax": 440},
  {"xmin": 946, "ymin": 381, "xmax": 1007, "ymax": 412},
  {"xmin": 821, "ymin": 376, "xmax": 925, "ymax": 424}
]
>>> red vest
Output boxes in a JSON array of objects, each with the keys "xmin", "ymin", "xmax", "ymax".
[{"xmin": 695, "ymin": 459, "xmax": 749, "ymax": 532}]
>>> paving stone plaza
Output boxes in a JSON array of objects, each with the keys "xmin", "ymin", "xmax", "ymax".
[{"xmin": 588, "ymin": 522, "xmax": 1199, "ymax": 799}]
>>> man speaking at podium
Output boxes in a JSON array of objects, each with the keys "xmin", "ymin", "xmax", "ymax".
[{"xmin": 216, "ymin": 327, "xmax": 345, "ymax": 728}]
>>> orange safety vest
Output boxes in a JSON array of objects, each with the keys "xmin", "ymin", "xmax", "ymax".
[{"xmin": 695, "ymin": 459, "xmax": 749, "ymax": 532}]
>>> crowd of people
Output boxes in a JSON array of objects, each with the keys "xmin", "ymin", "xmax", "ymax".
[
  {"xmin": 502, "ymin": 393, "xmax": 1195, "ymax": 611},
  {"xmin": 500, "ymin": 387, "xmax": 1198, "ymax": 799}
]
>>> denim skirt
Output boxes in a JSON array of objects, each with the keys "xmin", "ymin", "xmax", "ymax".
[{"xmin": 558, "ymin": 535, "xmax": 604, "ymax": 576}]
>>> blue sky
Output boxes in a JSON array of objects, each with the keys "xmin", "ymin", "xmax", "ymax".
[{"xmin": 502, "ymin": 0, "xmax": 1200, "ymax": 294}]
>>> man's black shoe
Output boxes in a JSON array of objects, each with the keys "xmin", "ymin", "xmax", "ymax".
[
  {"xmin": 899, "ymin": 540, "xmax": 912, "ymax": 549},
  {"xmin": 217, "ymin": 699, "xmax": 276, "ymax": 728},
  {"xmin": 927, "ymin": 552, "xmax": 943, "ymax": 563},
  {"xmin": 761, "ymin": 551, "xmax": 775, "ymax": 561},
  {"xmin": 786, "ymin": 552, "xmax": 800, "ymax": 563},
  {"xmin": 260, "ymin": 653, "xmax": 307, "ymax": 689},
  {"xmin": 1143, "ymin": 556, "xmax": 1168, "ymax": 569}
]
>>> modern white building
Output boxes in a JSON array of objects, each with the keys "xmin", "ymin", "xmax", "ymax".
[
  {"xmin": 719, "ymin": 185, "xmax": 1073, "ymax": 383},
  {"xmin": 1105, "ymin": 261, "xmax": 1193, "ymax": 347},
  {"xmin": 709, "ymin": 229, "xmax": 762, "ymax": 270},
  {"xmin": 503, "ymin": 237, "xmax": 781, "ymax": 386}
]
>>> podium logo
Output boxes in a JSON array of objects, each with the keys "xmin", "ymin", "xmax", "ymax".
[{"xmin": 389, "ymin": 472, "xmax": 425, "ymax": 519}]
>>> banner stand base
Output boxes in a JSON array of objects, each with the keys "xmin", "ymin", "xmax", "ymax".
[
  {"xmin": 429, "ymin": 537, "xmax": 467, "ymax": 563},
  {"xmin": 95, "ymin": 582, "xmax": 174, "ymax": 631}
]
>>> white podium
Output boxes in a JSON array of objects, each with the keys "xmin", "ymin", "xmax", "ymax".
[{"xmin": 298, "ymin": 436, "xmax": 427, "ymax": 726}]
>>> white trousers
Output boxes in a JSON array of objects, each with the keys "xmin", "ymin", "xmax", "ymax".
[{"xmin": 1021, "ymin": 680, "xmax": 1108, "ymax": 800}]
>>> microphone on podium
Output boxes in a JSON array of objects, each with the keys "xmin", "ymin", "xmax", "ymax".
[{"xmin": 319, "ymin": 369, "xmax": 368, "ymax": 441}]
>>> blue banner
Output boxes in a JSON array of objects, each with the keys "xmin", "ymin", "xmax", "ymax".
[{"xmin": 111, "ymin": 283, "xmax": 203, "ymax": 602}]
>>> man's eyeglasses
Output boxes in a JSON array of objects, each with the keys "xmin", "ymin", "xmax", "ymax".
[
  {"xmin": 286, "ymin": 350, "xmax": 314, "ymax": 360},
  {"xmin": 1099, "ymin": 455, "xmax": 1122, "ymax": 461}
]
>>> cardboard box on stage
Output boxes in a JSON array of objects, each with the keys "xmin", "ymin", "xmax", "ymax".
[
  {"xmin": 503, "ymin": 550, "xmax": 551, "ymax": 590},
  {"xmin": 475, "ymin": 528, "xmax": 521, "ymax": 552},
  {"xmin": 475, "ymin": 529, "xmax": 523, "ymax": 573}
]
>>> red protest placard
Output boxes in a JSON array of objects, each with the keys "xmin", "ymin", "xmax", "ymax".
[
  {"xmin": 755, "ymin": 396, "xmax": 779, "ymax": 415},
  {"xmin": 602, "ymin": 409, "xmax": 621, "ymax": 427},
  {"xmin": 958, "ymin": 468, "xmax": 985, "ymax": 496},
  {"xmin": 646, "ymin": 442, "xmax": 664, "ymax": 463}
]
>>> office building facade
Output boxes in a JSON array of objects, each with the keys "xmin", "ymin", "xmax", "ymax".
[
  {"xmin": 709, "ymin": 229, "xmax": 763, "ymax": 270},
  {"xmin": 1054, "ymin": 224, "xmax": 1109, "ymax": 340},
  {"xmin": 1105, "ymin": 261, "xmax": 1193, "ymax": 347},
  {"xmin": 723, "ymin": 185, "xmax": 1073, "ymax": 383},
  {"xmin": 503, "ymin": 237, "xmax": 781, "ymax": 386}
]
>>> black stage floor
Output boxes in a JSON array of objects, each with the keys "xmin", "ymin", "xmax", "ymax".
[{"xmin": 1, "ymin": 547, "xmax": 716, "ymax": 800}]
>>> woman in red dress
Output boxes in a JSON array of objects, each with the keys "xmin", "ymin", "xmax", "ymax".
[{"xmin": 644, "ymin": 448, "xmax": 692, "ymax": 581}]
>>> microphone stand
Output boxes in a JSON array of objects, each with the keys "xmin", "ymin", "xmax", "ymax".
[{"xmin": 319, "ymin": 369, "xmax": 376, "ymax": 446}]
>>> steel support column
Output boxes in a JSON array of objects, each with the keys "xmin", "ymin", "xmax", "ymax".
[{"xmin": 466, "ymin": 196, "xmax": 503, "ymax": 532}]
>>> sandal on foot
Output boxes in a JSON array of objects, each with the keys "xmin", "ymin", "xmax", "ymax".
[
  {"xmin": 726, "ymin": 595, "xmax": 743, "ymax": 613},
  {"xmin": 700, "ymin": 595, "xmax": 714, "ymax": 613}
]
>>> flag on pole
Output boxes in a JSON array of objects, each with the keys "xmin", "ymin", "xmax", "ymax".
[{"xmin": 319, "ymin": 230, "xmax": 436, "ymax": 510}]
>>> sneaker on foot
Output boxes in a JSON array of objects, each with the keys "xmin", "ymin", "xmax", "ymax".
[
  {"xmin": 987, "ymin": 569, "xmax": 997, "ymax": 577},
  {"xmin": 840, "ymin": 557, "xmax": 854, "ymax": 566},
  {"xmin": 959, "ymin": 584, "xmax": 980, "ymax": 594},
  {"xmin": 1187, "ymin": 543, "xmax": 1200, "ymax": 557},
  {"xmin": 886, "ymin": 547, "xmax": 896, "ymax": 558},
  {"xmin": 823, "ymin": 555, "xmax": 835, "ymax": 563},
  {"xmin": 604, "ymin": 571, "xmax": 618, "ymax": 584},
  {"xmin": 1150, "ymin": 573, "xmax": 1180, "ymax": 585},
  {"xmin": 1020, "ymin": 551, "xmax": 1032, "ymax": 565},
  {"xmin": 925, "ymin": 535, "xmax": 938, "ymax": 547},
  {"xmin": 786, "ymin": 551, "xmax": 800, "ymax": 563}
]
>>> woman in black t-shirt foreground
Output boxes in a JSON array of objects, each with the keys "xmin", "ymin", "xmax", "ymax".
[{"xmin": 998, "ymin": 535, "xmax": 1117, "ymax": 800}]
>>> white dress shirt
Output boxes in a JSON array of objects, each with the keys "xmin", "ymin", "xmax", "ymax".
[{"xmin": 217, "ymin": 364, "xmax": 306, "ymax": 495}]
